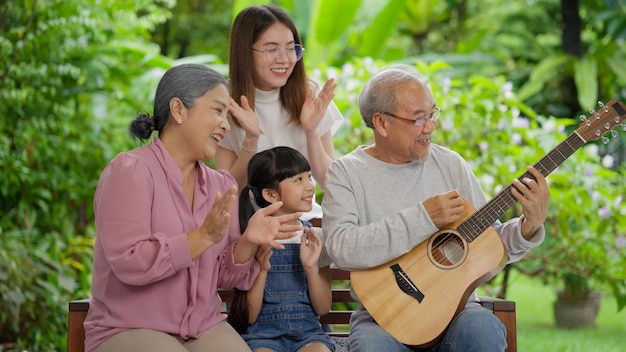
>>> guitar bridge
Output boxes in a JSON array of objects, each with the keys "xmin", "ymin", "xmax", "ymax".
[{"xmin": 390, "ymin": 263, "xmax": 424, "ymax": 303}]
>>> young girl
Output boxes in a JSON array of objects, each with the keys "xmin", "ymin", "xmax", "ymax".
[
  {"xmin": 229, "ymin": 146, "xmax": 335, "ymax": 352},
  {"xmin": 217, "ymin": 4, "xmax": 344, "ymax": 219}
]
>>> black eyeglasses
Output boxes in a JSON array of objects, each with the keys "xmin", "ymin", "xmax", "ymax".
[
  {"xmin": 382, "ymin": 107, "xmax": 441, "ymax": 127},
  {"xmin": 252, "ymin": 44, "xmax": 305, "ymax": 63}
]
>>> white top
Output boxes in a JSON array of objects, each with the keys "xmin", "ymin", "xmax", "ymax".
[
  {"xmin": 220, "ymin": 87, "xmax": 344, "ymax": 157},
  {"xmin": 220, "ymin": 86, "xmax": 344, "ymax": 219}
]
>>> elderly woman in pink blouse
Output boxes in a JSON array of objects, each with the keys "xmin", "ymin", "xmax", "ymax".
[{"xmin": 84, "ymin": 63, "xmax": 303, "ymax": 352}]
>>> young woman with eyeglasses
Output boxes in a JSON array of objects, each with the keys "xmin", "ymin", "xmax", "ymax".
[{"xmin": 217, "ymin": 4, "xmax": 344, "ymax": 220}]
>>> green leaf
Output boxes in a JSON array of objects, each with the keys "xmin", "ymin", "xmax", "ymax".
[
  {"xmin": 605, "ymin": 53, "xmax": 626, "ymax": 84},
  {"xmin": 310, "ymin": 0, "xmax": 362, "ymax": 44},
  {"xmin": 358, "ymin": 0, "xmax": 405, "ymax": 57},
  {"xmin": 573, "ymin": 57, "xmax": 598, "ymax": 110},
  {"xmin": 305, "ymin": 0, "xmax": 362, "ymax": 67},
  {"xmin": 517, "ymin": 54, "xmax": 570, "ymax": 100},
  {"xmin": 232, "ymin": 0, "xmax": 272, "ymax": 21}
]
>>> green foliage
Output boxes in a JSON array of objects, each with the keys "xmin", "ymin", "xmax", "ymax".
[
  {"xmin": 0, "ymin": 0, "xmax": 173, "ymax": 349},
  {"xmin": 152, "ymin": 0, "xmax": 233, "ymax": 60},
  {"xmin": 458, "ymin": 0, "xmax": 626, "ymax": 117},
  {"xmin": 309, "ymin": 57, "xmax": 383, "ymax": 156},
  {"xmin": 523, "ymin": 158, "xmax": 626, "ymax": 309}
]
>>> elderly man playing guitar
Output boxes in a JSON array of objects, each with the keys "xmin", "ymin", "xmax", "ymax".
[{"xmin": 322, "ymin": 64, "xmax": 549, "ymax": 352}]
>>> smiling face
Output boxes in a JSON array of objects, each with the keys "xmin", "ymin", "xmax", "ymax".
[
  {"xmin": 370, "ymin": 80, "xmax": 437, "ymax": 164},
  {"xmin": 264, "ymin": 171, "xmax": 315, "ymax": 216},
  {"xmin": 179, "ymin": 83, "xmax": 231, "ymax": 161},
  {"xmin": 251, "ymin": 22, "xmax": 297, "ymax": 91},
  {"xmin": 390, "ymin": 81, "xmax": 437, "ymax": 162}
]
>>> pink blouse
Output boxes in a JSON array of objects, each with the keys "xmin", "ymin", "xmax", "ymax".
[{"xmin": 84, "ymin": 137, "xmax": 259, "ymax": 351}]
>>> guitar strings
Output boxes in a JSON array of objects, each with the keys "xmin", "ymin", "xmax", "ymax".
[
  {"xmin": 427, "ymin": 105, "xmax": 626, "ymax": 264},
  {"xmin": 428, "ymin": 133, "xmax": 585, "ymax": 265}
]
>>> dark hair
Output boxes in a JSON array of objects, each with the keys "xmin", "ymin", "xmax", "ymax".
[
  {"xmin": 228, "ymin": 5, "xmax": 308, "ymax": 127},
  {"xmin": 238, "ymin": 146, "xmax": 311, "ymax": 232},
  {"xmin": 227, "ymin": 289, "xmax": 250, "ymax": 334},
  {"xmin": 129, "ymin": 63, "xmax": 227, "ymax": 141},
  {"xmin": 227, "ymin": 146, "xmax": 311, "ymax": 334}
]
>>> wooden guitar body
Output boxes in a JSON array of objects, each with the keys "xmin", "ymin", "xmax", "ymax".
[{"xmin": 350, "ymin": 199, "xmax": 507, "ymax": 346}]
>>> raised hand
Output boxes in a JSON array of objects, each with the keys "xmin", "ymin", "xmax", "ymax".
[
  {"xmin": 230, "ymin": 95, "xmax": 261, "ymax": 139},
  {"xmin": 256, "ymin": 245, "xmax": 273, "ymax": 272},
  {"xmin": 243, "ymin": 201, "xmax": 303, "ymax": 250},
  {"xmin": 299, "ymin": 227, "xmax": 322, "ymax": 271},
  {"xmin": 198, "ymin": 185, "xmax": 238, "ymax": 246},
  {"xmin": 300, "ymin": 78, "xmax": 337, "ymax": 133}
]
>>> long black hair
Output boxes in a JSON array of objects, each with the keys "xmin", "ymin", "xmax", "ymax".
[{"xmin": 228, "ymin": 146, "xmax": 311, "ymax": 334}]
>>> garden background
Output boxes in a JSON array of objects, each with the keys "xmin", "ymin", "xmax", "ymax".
[{"xmin": 1, "ymin": 0, "xmax": 625, "ymax": 350}]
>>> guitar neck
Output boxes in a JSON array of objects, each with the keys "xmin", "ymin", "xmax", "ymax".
[
  {"xmin": 453, "ymin": 99, "xmax": 626, "ymax": 242},
  {"xmin": 458, "ymin": 131, "xmax": 586, "ymax": 242}
]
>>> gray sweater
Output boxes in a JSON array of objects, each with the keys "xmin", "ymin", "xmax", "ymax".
[{"xmin": 322, "ymin": 144, "xmax": 544, "ymax": 317}]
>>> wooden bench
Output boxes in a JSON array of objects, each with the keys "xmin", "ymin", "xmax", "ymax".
[{"xmin": 68, "ymin": 268, "xmax": 516, "ymax": 352}]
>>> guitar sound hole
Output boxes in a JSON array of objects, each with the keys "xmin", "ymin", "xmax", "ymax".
[{"xmin": 430, "ymin": 232, "xmax": 465, "ymax": 267}]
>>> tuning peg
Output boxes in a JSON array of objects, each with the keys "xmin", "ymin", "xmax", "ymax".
[
  {"xmin": 597, "ymin": 101, "xmax": 609, "ymax": 112},
  {"xmin": 588, "ymin": 108, "xmax": 596, "ymax": 116},
  {"xmin": 580, "ymin": 114, "xmax": 591, "ymax": 126}
]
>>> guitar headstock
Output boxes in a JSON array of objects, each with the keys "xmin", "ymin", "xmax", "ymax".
[{"xmin": 576, "ymin": 100, "xmax": 626, "ymax": 143}]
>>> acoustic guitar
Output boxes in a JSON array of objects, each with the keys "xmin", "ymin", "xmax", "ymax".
[{"xmin": 350, "ymin": 100, "xmax": 626, "ymax": 347}]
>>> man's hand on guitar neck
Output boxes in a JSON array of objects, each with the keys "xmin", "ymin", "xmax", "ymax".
[
  {"xmin": 511, "ymin": 165, "xmax": 550, "ymax": 240},
  {"xmin": 422, "ymin": 190, "xmax": 465, "ymax": 228}
]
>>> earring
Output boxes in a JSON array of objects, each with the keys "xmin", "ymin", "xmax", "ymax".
[{"xmin": 177, "ymin": 119, "xmax": 182, "ymax": 125}]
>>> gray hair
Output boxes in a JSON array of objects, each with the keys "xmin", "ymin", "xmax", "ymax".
[
  {"xmin": 130, "ymin": 64, "xmax": 227, "ymax": 141},
  {"xmin": 359, "ymin": 64, "xmax": 428, "ymax": 129}
]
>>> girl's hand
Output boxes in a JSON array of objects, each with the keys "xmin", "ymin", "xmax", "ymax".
[
  {"xmin": 300, "ymin": 227, "xmax": 322, "ymax": 271},
  {"xmin": 256, "ymin": 245, "xmax": 273, "ymax": 272},
  {"xmin": 300, "ymin": 78, "xmax": 336, "ymax": 133},
  {"xmin": 230, "ymin": 96, "xmax": 261, "ymax": 138}
]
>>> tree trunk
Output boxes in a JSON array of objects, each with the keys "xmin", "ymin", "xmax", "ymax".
[
  {"xmin": 560, "ymin": 0, "xmax": 582, "ymax": 114},
  {"xmin": 561, "ymin": 0, "xmax": 582, "ymax": 57}
]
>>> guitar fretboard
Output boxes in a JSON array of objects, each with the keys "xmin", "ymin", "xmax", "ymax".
[{"xmin": 458, "ymin": 132, "xmax": 587, "ymax": 242}]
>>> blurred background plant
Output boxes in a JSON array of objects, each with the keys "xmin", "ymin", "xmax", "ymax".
[{"xmin": 1, "ymin": 0, "xmax": 624, "ymax": 350}]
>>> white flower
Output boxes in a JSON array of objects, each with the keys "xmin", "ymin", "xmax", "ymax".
[
  {"xmin": 602, "ymin": 154, "xmax": 614, "ymax": 168},
  {"xmin": 543, "ymin": 119, "xmax": 556, "ymax": 133},
  {"xmin": 614, "ymin": 195, "xmax": 623, "ymax": 208},
  {"xmin": 598, "ymin": 206, "xmax": 610, "ymax": 219},
  {"xmin": 512, "ymin": 115, "xmax": 528, "ymax": 128},
  {"xmin": 511, "ymin": 107, "xmax": 520, "ymax": 120},
  {"xmin": 585, "ymin": 144, "xmax": 599, "ymax": 157},
  {"xmin": 501, "ymin": 81, "xmax": 514, "ymax": 99}
]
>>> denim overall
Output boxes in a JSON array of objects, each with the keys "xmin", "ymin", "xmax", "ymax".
[{"xmin": 242, "ymin": 225, "xmax": 335, "ymax": 352}]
